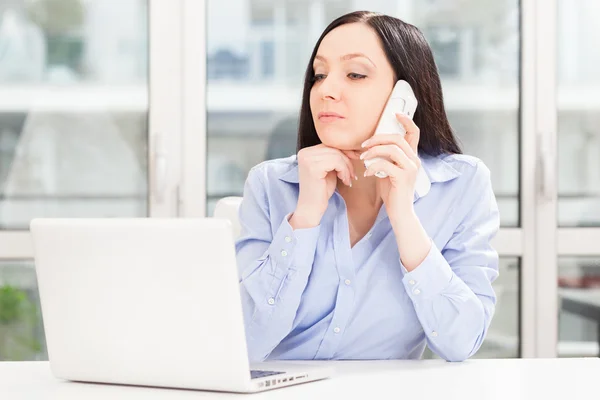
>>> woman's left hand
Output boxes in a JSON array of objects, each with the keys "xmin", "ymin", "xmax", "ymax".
[{"xmin": 360, "ymin": 113, "xmax": 421, "ymax": 221}]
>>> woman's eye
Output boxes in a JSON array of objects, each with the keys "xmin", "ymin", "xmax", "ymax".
[
  {"xmin": 312, "ymin": 73, "xmax": 365, "ymax": 82},
  {"xmin": 348, "ymin": 73, "xmax": 367, "ymax": 80}
]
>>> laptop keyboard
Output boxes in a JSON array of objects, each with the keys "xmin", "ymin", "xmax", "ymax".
[{"xmin": 250, "ymin": 370, "xmax": 285, "ymax": 380}]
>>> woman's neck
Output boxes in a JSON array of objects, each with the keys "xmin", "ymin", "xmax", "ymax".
[{"xmin": 336, "ymin": 159, "xmax": 383, "ymax": 209}]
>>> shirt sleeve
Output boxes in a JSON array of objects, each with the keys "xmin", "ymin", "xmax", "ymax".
[
  {"xmin": 401, "ymin": 161, "xmax": 500, "ymax": 362},
  {"xmin": 235, "ymin": 167, "xmax": 321, "ymax": 362}
]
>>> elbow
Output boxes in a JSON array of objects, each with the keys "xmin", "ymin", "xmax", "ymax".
[
  {"xmin": 436, "ymin": 300, "xmax": 490, "ymax": 362},
  {"xmin": 435, "ymin": 333, "xmax": 478, "ymax": 362},
  {"xmin": 437, "ymin": 333, "xmax": 483, "ymax": 363},
  {"xmin": 440, "ymin": 348, "xmax": 473, "ymax": 363}
]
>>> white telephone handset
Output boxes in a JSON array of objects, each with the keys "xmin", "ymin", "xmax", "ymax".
[{"xmin": 364, "ymin": 80, "xmax": 431, "ymax": 198}]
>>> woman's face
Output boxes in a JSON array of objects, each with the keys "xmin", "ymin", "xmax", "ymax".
[{"xmin": 310, "ymin": 22, "xmax": 396, "ymax": 151}]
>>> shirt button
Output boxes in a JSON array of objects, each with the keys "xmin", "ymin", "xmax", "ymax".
[
  {"xmin": 413, "ymin": 289, "xmax": 421, "ymax": 295},
  {"xmin": 431, "ymin": 331, "xmax": 438, "ymax": 337},
  {"xmin": 344, "ymin": 279, "xmax": 351, "ymax": 286},
  {"xmin": 281, "ymin": 250, "xmax": 288, "ymax": 257},
  {"xmin": 267, "ymin": 298, "xmax": 275, "ymax": 305},
  {"xmin": 284, "ymin": 236, "xmax": 292, "ymax": 243},
  {"xmin": 333, "ymin": 327, "xmax": 341, "ymax": 334},
  {"xmin": 409, "ymin": 280, "xmax": 416, "ymax": 285}
]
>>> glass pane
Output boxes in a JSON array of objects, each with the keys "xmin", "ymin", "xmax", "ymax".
[
  {"xmin": 0, "ymin": 261, "xmax": 47, "ymax": 361},
  {"xmin": 206, "ymin": 1, "xmax": 520, "ymax": 227},
  {"xmin": 557, "ymin": 0, "xmax": 600, "ymax": 227},
  {"xmin": 558, "ymin": 257, "xmax": 600, "ymax": 357},
  {"xmin": 424, "ymin": 257, "xmax": 520, "ymax": 359},
  {"xmin": 0, "ymin": 1, "xmax": 149, "ymax": 230}
]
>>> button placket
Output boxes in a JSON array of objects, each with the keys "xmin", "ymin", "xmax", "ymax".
[{"xmin": 314, "ymin": 200, "xmax": 355, "ymax": 359}]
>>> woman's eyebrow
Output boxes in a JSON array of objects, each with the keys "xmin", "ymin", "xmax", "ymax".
[{"xmin": 314, "ymin": 53, "xmax": 377, "ymax": 68}]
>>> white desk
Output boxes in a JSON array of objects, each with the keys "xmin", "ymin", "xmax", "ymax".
[{"xmin": 2, "ymin": 358, "xmax": 599, "ymax": 399}]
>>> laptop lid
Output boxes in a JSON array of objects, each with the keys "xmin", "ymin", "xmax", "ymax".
[{"xmin": 30, "ymin": 217, "xmax": 252, "ymax": 392}]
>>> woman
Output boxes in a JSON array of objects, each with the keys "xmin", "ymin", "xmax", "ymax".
[{"xmin": 235, "ymin": 11, "xmax": 499, "ymax": 363}]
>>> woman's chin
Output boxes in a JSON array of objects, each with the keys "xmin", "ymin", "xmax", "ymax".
[
  {"xmin": 326, "ymin": 142, "xmax": 361, "ymax": 151},
  {"xmin": 318, "ymin": 136, "xmax": 363, "ymax": 151}
]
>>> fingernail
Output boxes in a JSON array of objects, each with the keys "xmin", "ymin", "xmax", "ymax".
[
  {"xmin": 359, "ymin": 152, "xmax": 366, "ymax": 160},
  {"xmin": 355, "ymin": 175, "xmax": 358, "ymax": 181},
  {"xmin": 361, "ymin": 141, "xmax": 368, "ymax": 148},
  {"xmin": 364, "ymin": 171, "xmax": 368, "ymax": 177}
]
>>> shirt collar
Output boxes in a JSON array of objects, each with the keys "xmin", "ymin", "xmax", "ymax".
[
  {"xmin": 419, "ymin": 154, "xmax": 462, "ymax": 184},
  {"xmin": 278, "ymin": 154, "xmax": 461, "ymax": 198}
]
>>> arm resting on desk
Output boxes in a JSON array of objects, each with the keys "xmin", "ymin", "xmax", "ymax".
[
  {"xmin": 235, "ymin": 168, "xmax": 320, "ymax": 363},
  {"xmin": 402, "ymin": 167, "xmax": 500, "ymax": 362}
]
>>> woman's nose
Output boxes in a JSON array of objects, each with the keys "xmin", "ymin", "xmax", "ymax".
[{"xmin": 318, "ymin": 76, "xmax": 342, "ymax": 101}]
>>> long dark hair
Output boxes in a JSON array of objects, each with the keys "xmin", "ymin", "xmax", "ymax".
[{"xmin": 297, "ymin": 11, "xmax": 462, "ymax": 156}]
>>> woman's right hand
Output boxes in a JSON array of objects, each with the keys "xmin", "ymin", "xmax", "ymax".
[{"xmin": 289, "ymin": 144, "xmax": 356, "ymax": 229}]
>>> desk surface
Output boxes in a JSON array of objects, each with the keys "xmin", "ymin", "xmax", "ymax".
[{"xmin": 2, "ymin": 358, "xmax": 599, "ymax": 400}]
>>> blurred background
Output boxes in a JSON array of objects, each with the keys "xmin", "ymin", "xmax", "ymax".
[{"xmin": 0, "ymin": 0, "xmax": 599, "ymax": 362}]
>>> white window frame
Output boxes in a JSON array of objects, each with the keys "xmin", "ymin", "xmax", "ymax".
[
  {"xmin": 2, "ymin": 0, "xmax": 599, "ymax": 360},
  {"xmin": 0, "ymin": 0, "xmax": 184, "ymax": 253}
]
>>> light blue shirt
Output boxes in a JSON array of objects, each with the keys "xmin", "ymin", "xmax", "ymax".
[{"xmin": 235, "ymin": 153, "xmax": 499, "ymax": 362}]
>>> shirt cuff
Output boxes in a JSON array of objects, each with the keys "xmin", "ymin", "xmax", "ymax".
[
  {"xmin": 401, "ymin": 240, "xmax": 454, "ymax": 301},
  {"xmin": 269, "ymin": 213, "xmax": 321, "ymax": 279}
]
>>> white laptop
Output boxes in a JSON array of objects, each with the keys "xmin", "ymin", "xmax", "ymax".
[{"xmin": 30, "ymin": 217, "xmax": 333, "ymax": 393}]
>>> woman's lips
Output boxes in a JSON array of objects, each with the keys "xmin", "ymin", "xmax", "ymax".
[{"xmin": 318, "ymin": 112, "xmax": 345, "ymax": 122}]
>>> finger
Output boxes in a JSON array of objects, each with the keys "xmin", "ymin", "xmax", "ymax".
[
  {"xmin": 394, "ymin": 136, "xmax": 421, "ymax": 167},
  {"xmin": 338, "ymin": 152, "xmax": 357, "ymax": 182},
  {"xmin": 316, "ymin": 160, "xmax": 349, "ymax": 186},
  {"xmin": 328, "ymin": 152, "xmax": 354, "ymax": 184},
  {"xmin": 335, "ymin": 170, "xmax": 349, "ymax": 186},
  {"xmin": 360, "ymin": 144, "xmax": 416, "ymax": 171},
  {"xmin": 324, "ymin": 150, "xmax": 356, "ymax": 182},
  {"xmin": 323, "ymin": 156, "xmax": 353, "ymax": 186},
  {"xmin": 332, "ymin": 158, "xmax": 351, "ymax": 186},
  {"xmin": 395, "ymin": 113, "xmax": 420, "ymax": 154},
  {"xmin": 360, "ymin": 115, "xmax": 420, "ymax": 152},
  {"xmin": 361, "ymin": 133, "xmax": 405, "ymax": 150},
  {"xmin": 364, "ymin": 159, "xmax": 399, "ymax": 178},
  {"xmin": 309, "ymin": 147, "xmax": 356, "ymax": 183},
  {"xmin": 318, "ymin": 148, "xmax": 357, "ymax": 176},
  {"xmin": 395, "ymin": 113, "xmax": 419, "ymax": 135},
  {"xmin": 310, "ymin": 155, "xmax": 342, "ymax": 179},
  {"xmin": 341, "ymin": 149, "xmax": 362, "ymax": 161}
]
